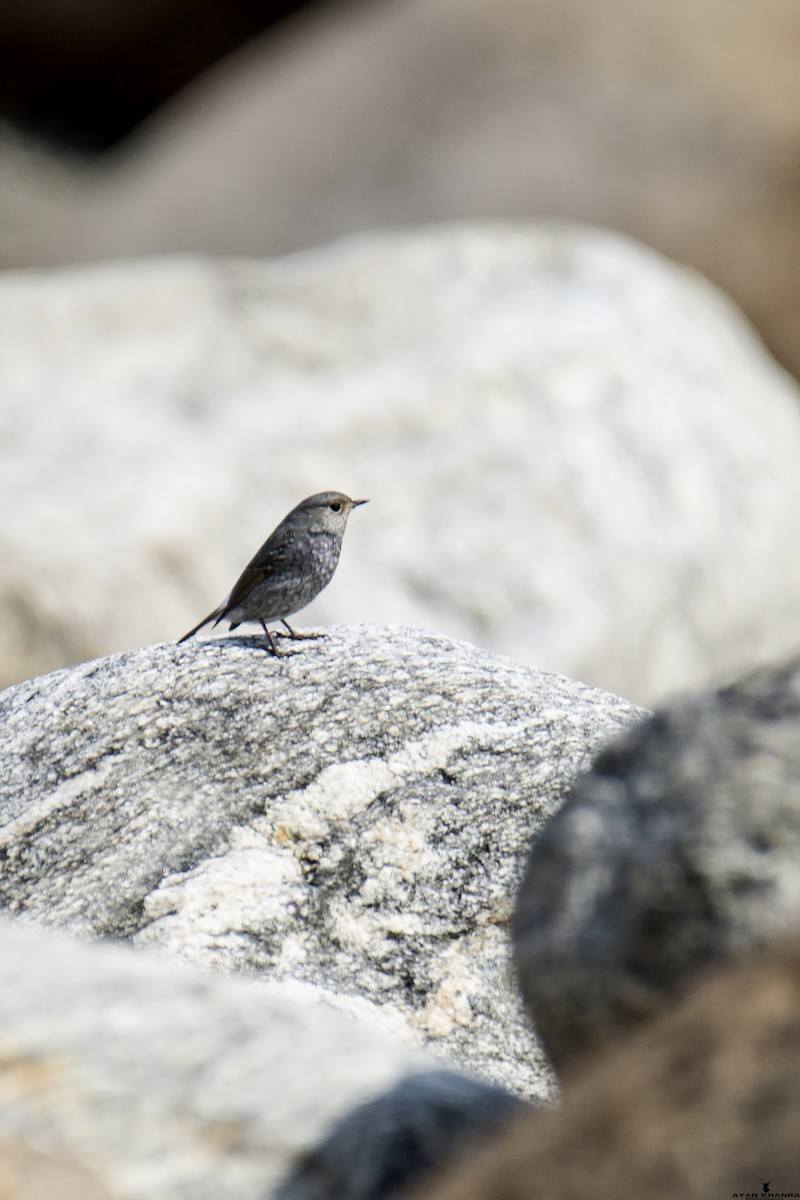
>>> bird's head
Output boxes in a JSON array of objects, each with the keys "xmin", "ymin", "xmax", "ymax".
[{"xmin": 295, "ymin": 491, "xmax": 368, "ymax": 534}]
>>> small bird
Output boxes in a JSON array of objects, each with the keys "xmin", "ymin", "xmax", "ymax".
[{"xmin": 178, "ymin": 491, "xmax": 367, "ymax": 655}]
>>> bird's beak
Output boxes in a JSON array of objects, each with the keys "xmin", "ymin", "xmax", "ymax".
[{"xmin": 352, "ymin": 498, "xmax": 369, "ymax": 507}]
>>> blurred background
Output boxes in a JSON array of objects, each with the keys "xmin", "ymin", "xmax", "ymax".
[
  {"xmin": 4, "ymin": 0, "xmax": 800, "ymax": 374},
  {"xmin": 2, "ymin": 0, "xmax": 800, "ymax": 704}
]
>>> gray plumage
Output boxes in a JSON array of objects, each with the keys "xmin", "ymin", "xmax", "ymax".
[{"xmin": 178, "ymin": 491, "xmax": 367, "ymax": 653}]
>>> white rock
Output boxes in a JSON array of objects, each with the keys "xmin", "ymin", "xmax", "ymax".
[
  {"xmin": 2, "ymin": 225, "xmax": 800, "ymax": 702},
  {"xmin": 0, "ymin": 916, "xmax": 433, "ymax": 1200}
]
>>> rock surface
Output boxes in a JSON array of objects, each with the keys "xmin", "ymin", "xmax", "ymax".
[
  {"xmin": 0, "ymin": 916, "xmax": 433, "ymax": 1200},
  {"xmin": 0, "ymin": 1137, "xmax": 110, "ymax": 1200},
  {"xmin": 0, "ymin": 625, "xmax": 644, "ymax": 1098},
  {"xmin": 513, "ymin": 655, "xmax": 800, "ymax": 1071},
  {"xmin": 3, "ymin": 226, "xmax": 800, "ymax": 703},
  {"xmin": 420, "ymin": 936, "xmax": 800, "ymax": 1200}
]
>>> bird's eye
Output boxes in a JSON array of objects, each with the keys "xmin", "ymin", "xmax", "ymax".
[{"xmin": 329, "ymin": 501, "xmax": 342, "ymax": 512}]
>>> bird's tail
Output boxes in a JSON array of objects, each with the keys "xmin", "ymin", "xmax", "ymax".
[{"xmin": 177, "ymin": 610, "xmax": 221, "ymax": 644}]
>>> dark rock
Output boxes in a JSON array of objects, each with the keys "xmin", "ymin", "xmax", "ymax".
[
  {"xmin": 420, "ymin": 936, "xmax": 800, "ymax": 1200},
  {"xmin": 513, "ymin": 656, "xmax": 800, "ymax": 1070},
  {"xmin": 272, "ymin": 1070, "xmax": 529, "ymax": 1200}
]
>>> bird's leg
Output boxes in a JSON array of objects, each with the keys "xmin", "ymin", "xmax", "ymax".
[
  {"xmin": 279, "ymin": 619, "xmax": 326, "ymax": 641},
  {"xmin": 259, "ymin": 620, "xmax": 282, "ymax": 655}
]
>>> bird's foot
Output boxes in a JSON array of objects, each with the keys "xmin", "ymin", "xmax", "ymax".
[
  {"xmin": 264, "ymin": 643, "xmax": 300, "ymax": 657},
  {"xmin": 258, "ymin": 623, "xmax": 299, "ymax": 656},
  {"xmin": 279, "ymin": 621, "xmax": 327, "ymax": 642}
]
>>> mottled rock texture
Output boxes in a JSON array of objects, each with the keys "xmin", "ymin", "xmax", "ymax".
[
  {"xmin": 513, "ymin": 655, "xmax": 800, "ymax": 1071},
  {"xmin": 419, "ymin": 937, "xmax": 800, "ymax": 1200},
  {"xmin": 0, "ymin": 917, "xmax": 432, "ymax": 1200},
  {"xmin": 2, "ymin": 226, "xmax": 800, "ymax": 704},
  {"xmin": 0, "ymin": 625, "xmax": 644, "ymax": 1098}
]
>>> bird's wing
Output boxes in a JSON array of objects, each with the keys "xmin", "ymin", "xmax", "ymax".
[{"xmin": 219, "ymin": 528, "xmax": 297, "ymax": 618}]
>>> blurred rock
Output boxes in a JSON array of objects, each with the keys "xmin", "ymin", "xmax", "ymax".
[
  {"xmin": 0, "ymin": 626, "xmax": 643, "ymax": 1098},
  {"xmin": 0, "ymin": 916, "xmax": 433, "ymax": 1200},
  {"xmin": 273, "ymin": 1070, "xmax": 529, "ymax": 1200},
  {"xmin": 513, "ymin": 655, "xmax": 800, "ymax": 1072},
  {"xmin": 0, "ymin": 122, "xmax": 84, "ymax": 267},
  {"xmin": 2, "ymin": 227, "xmax": 800, "ymax": 702},
  {"xmin": 420, "ymin": 937, "xmax": 800, "ymax": 1200},
  {"xmin": 0, "ymin": 1137, "xmax": 109, "ymax": 1200},
  {"xmin": 42, "ymin": 0, "xmax": 800, "ymax": 377}
]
